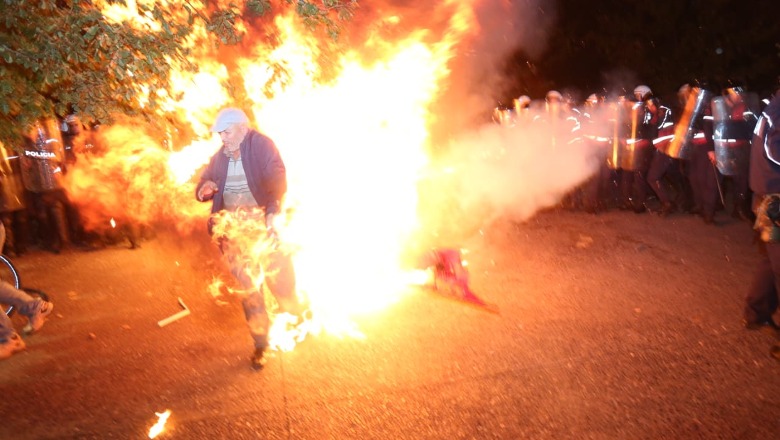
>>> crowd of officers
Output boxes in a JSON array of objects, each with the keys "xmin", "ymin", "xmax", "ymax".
[
  {"xmin": 0, "ymin": 116, "xmax": 140, "ymax": 257},
  {"xmin": 495, "ymin": 82, "xmax": 776, "ymax": 224}
]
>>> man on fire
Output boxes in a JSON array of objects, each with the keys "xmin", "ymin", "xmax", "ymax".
[{"xmin": 196, "ymin": 108, "xmax": 308, "ymax": 370}]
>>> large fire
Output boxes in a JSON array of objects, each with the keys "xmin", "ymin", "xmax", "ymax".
[{"xmin": 64, "ymin": 1, "xmax": 485, "ymax": 348}]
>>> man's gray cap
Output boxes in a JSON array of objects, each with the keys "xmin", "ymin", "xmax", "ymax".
[{"xmin": 211, "ymin": 108, "xmax": 249, "ymax": 132}]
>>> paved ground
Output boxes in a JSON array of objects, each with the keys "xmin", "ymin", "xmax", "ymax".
[{"xmin": 1, "ymin": 209, "xmax": 779, "ymax": 439}]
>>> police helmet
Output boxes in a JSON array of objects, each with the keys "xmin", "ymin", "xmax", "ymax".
[
  {"xmin": 516, "ymin": 95, "xmax": 531, "ymax": 108},
  {"xmin": 633, "ymin": 85, "xmax": 652, "ymax": 101},
  {"xmin": 545, "ymin": 90, "xmax": 563, "ymax": 102}
]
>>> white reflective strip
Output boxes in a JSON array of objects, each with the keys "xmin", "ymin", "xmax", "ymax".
[
  {"xmin": 660, "ymin": 122, "xmax": 674, "ymax": 129},
  {"xmin": 583, "ymin": 135, "xmax": 611, "ymax": 143},
  {"xmin": 765, "ymin": 134, "xmax": 780, "ymax": 166},
  {"xmin": 659, "ymin": 106, "xmax": 672, "ymax": 127},
  {"xmin": 704, "ymin": 115, "xmax": 714, "ymax": 120},
  {"xmin": 653, "ymin": 135, "xmax": 674, "ymax": 145},
  {"xmin": 764, "ymin": 112, "xmax": 780, "ymax": 165},
  {"xmin": 753, "ymin": 116, "xmax": 766, "ymax": 136},
  {"xmin": 567, "ymin": 116, "xmax": 581, "ymax": 132},
  {"xmin": 693, "ymin": 133, "xmax": 704, "ymax": 139}
]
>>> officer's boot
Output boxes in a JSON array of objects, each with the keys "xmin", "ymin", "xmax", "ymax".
[{"xmin": 50, "ymin": 201, "xmax": 71, "ymax": 252}]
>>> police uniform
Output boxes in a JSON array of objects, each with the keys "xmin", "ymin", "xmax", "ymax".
[{"xmin": 744, "ymin": 94, "xmax": 780, "ymax": 328}]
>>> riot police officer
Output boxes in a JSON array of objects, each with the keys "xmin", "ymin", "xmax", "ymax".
[
  {"xmin": 644, "ymin": 95, "xmax": 680, "ymax": 216},
  {"xmin": 580, "ymin": 93, "xmax": 613, "ymax": 213},
  {"xmin": 20, "ymin": 120, "xmax": 72, "ymax": 253},
  {"xmin": 712, "ymin": 85, "xmax": 759, "ymax": 222},
  {"xmin": 680, "ymin": 83, "xmax": 719, "ymax": 224},
  {"xmin": 618, "ymin": 86, "xmax": 655, "ymax": 213},
  {"xmin": 744, "ymin": 92, "xmax": 780, "ymax": 331}
]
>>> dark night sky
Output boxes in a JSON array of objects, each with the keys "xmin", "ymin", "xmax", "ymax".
[{"xmin": 501, "ymin": 0, "xmax": 780, "ymax": 103}]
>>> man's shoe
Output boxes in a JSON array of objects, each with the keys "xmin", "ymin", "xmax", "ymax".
[
  {"xmin": 743, "ymin": 318, "xmax": 780, "ymax": 331},
  {"xmin": 251, "ymin": 347, "xmax": 268, "ymax": 371},
  {"xmin": 0, "ymin": 333, "xmax": 26, "ymax": 360},
  {"xmin": 23, "ymin": 301, "xmax": 54, "ymax": 334}
]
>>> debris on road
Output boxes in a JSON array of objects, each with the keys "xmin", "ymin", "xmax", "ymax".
[{"xmin": 157, "ymin": 297, "xmax": 191, "ymax": 327}]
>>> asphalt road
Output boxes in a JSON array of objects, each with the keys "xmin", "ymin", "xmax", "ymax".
[{"xmin": 1, "ymin": 210, "xmax": 779, "ymax": 439}]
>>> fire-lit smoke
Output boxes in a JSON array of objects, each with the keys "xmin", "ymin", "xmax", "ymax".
[
  {"xmin": 421, "ymin": 115, "xmax": 603, "ymax": 242},
  {"xmin": 64, "ymin": 122, "xmax": 209, "ymax": 234},
  {"xmin": 62, "ymin": 0, "xmax": 589, "ymax": 346}
]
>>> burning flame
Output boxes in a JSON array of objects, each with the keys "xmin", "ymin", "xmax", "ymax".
[
  {"xmin": 148, "ymin": 409, "xmax": 171, "ymax": 438},
  {"xmin": 65, "ymin": 1, "xmax": 495, "ymax": 350}
]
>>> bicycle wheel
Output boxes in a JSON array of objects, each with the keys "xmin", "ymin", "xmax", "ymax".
[{"xmin": 0, "ymin": 254, "xmax": 22, "ymax": 316}]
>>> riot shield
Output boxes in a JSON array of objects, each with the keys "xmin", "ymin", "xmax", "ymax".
[
  {"xmin": 712, "ymin": 95, "xmax": 755, "ymax": 176},
  {"xmin": 665, "ymin": 88, "xmax": 712, "ymax": 159},
  {"xmin": 619, "ymin": 101, "xmax": 653, "ymax": 171},
  {"xmin": 19, "ymin": 119, "xmax": 65, "ymax": 192}
]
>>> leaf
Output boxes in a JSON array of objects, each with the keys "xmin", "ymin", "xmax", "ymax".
[{"xmin": 85, "ymin": 25, "xmax": 98, "ymax": 40}]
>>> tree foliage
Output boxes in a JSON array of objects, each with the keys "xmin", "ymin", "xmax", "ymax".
[{"xmin": 0, "ymin": 0, "xmax": 357, "ymax": 147}]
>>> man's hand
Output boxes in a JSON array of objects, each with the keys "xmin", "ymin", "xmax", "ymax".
[
  {"xmin": 197, "ymin": 180, "xmax": 218, "ymax": 201},
  {"xmin": 707, "ymin": 151, "xmax": 716, "ymax": 165},
  {"xmin": 265, "ymin": 213, "xmax": 280, "ymax": 247}
]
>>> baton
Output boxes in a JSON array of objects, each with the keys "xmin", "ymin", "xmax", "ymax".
[{"xmin": 710, "ymin": 162, "xmax": 725, "ymax": 208}]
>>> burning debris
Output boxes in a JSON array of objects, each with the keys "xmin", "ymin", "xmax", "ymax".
[
  {"xmin": 418, "ymin": 248, "xmax": 498, "ymax": 314},
  {"xmin": 148, "ymin": 409, "xmax": 171, "ymax": 439}
]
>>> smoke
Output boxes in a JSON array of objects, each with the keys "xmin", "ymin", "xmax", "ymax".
[
  {"xmin": 328, "ymin": 0, "xmax": 555, "ymax": 139},
  {"xmin": 432, "ymin": 0, "xmax": 556, "ymax": 139},
  {"xmin": 418, "ymin": 109, "xmax": 604, "ymax": 244},
  {"xmin": 399, "ymin": 0, "xmax": 610, "ymax": 242}
]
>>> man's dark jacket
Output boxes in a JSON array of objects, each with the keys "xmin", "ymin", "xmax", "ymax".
[{"xmin": 196, "ymin": 129, "xmax": 287, "ymax": 217}]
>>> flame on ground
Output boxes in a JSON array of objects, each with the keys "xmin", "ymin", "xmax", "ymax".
[{"xmin": 148, "ymin": 409, "xmax": 171, "ymax": 439}]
